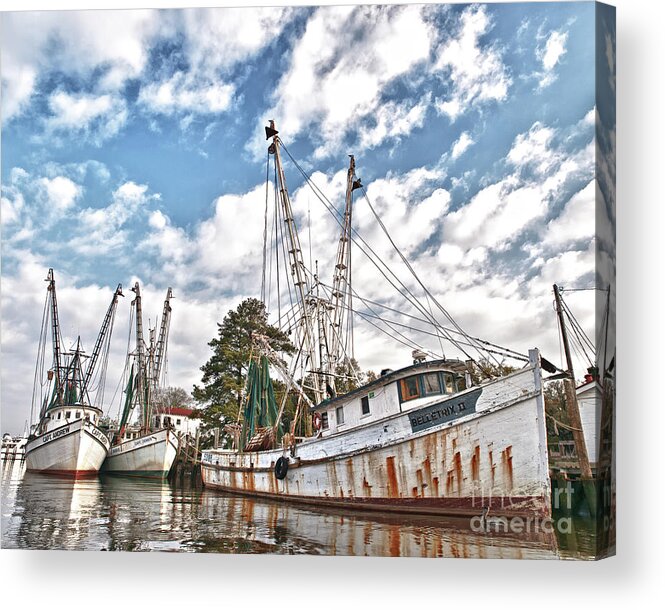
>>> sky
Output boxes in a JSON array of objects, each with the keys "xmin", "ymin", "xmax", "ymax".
[{"xmin": 0, "ymin": 2, "xmax": 615, "ymax": 434}]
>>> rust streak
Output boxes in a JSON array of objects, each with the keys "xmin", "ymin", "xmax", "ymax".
[
  {"xmin": 471, "ymin": 445, "xmax": 480, "ymax": 481},
  {"xmin": 386, "ymin": 456, "xmax": 399, "ymax": 498},
  {"xmin": 454, "ymin": 451, "xmax": 463, "ymax": 494}
]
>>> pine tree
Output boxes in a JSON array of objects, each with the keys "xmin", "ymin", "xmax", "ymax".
[{"xmin": 192, "ymin": 298, "xmax": 294, "ymax": 439}]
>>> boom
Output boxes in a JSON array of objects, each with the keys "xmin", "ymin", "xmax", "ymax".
[
  {"xmin": 266, "ymin": 120, "xmax": 323, "ymax": 403},
  {"xmin": 82, "ymin": 284, "xmax": 124, "ymax": 395},
  {"xmin": 46, "ymin": 269, "xmax": 64, "ymax": 405},
  {"xmin": 152, "ymin": 287, "xmax": 173, "ymax": 393},
  {"xmin": 131, "ymin": 282, "xmax": 149, "ymax": 430},
  {"xmin": 328, "ymin": 155, "xmax": 361, "ymax": 386}
]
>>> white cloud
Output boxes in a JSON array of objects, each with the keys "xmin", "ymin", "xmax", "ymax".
[
  {"xmin": 138, "ymin": 72, "xmax": 234, "ymax": 115},
  {"xmin": 537, "ymin": 30, "xmax": 568, "ymax": 88},
  {"xmin": 1, "ymin": 10, "xmax": 157, "ymax": 121},
  {"xmin": 444, "ymin": 120, "xmax": 593, "ymax": 253},
  {"xmin": 451, "ymin": 131, "xmax": 474, "ymax": 160},
  {"xmin": 541, "ymin": 180, "xmax": 595, "ymax": 248},
  {"xmin": 46, "ymin": 91, "xmax": 128, "ymax": 144},
  {"xmin": 433, "ymin": 5, "xmax": 511, "ymax": 120},
  {"xmin": 38, "ymin": 176, "xmax": 83, "ymax": 213},
  {"xmin": 507, "ymin": 122, "xmax": 559, "ymax": 175},
  {"xmin": 73, "ymin": 181, "xmax": 155, "ymax": 256},
  {"xmin": 262, "ymin": 5, "xmax": 433, "ymax": 159}
]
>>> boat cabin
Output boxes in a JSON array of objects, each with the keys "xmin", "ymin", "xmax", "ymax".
[
  {"xmin": 38, "ymin": 404, "xmax": 103, "ymax": 435},
  {"xmin": 311, "ymin": 359, "xmax": 471, "ymax": 437}
]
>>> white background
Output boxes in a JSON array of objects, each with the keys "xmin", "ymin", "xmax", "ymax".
[{"xmin": 1, "ymin": 0, "xmax": 662, "ymax": 607}]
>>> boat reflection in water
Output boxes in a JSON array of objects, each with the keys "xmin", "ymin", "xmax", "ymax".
[{"xmin": 2, "ymin": 466, "xmax": 582, "ymax": 557}]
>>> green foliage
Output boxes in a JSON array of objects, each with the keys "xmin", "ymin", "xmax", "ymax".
[
  {"xmin": 544, "ymin": 380, "xmax": 572, "ymax": 440},
  {"xmin": 193, "ymin": 298, "xmax": 294, "ymax": 443},
  {"xmin": 334, "ymin": 357, "xmax": 375, "ymax": 395}
]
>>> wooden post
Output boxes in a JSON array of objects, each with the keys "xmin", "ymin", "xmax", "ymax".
[
  {"xmin": 553, "ymin": 284, "xmax": 596, "ymax": 515},
  {"xmin": 212, "ymin": 427, "xmax": 217, "ymax": 451}
]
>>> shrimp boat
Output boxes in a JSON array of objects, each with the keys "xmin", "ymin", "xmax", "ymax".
[
  {"xmin": 201, "ymin": 123, "xmax": 553, "ymax": 518},
  {"xmin": 102, "ymin": 283, "xmax": 177, "ymax": 478},
  {"xmin": 25, "ymin": 270, "xmax": 122, "ymax": 477}
]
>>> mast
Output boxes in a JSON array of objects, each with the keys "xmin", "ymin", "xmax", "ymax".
[
  {"xmin": 152, "ymin": 287, "xmax": 173, "ymax": 394},
  {"xmin": 266, "ymin": 120, "xmax": 323, "ymax": 403},
  {"xmin": 46, "ymin": 269, "xmax": 64, "ymax": 406},
  {"xmin": 131, "ymin": 282, "xmax": 149, "ymax": 431},
  {"xmin": 82, "ymin": 284, "xmax": 124, "ymax": 397},
  {"xmin": 328, "ymin": 155, "xmax": 361, "ymax": 386},
  {"xmin": 553, "ymin": 284, "xmax": 593, "ymax": 480}
]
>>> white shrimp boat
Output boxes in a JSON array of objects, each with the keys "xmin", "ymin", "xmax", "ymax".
[
  {"xmin": 201, "ymin": 122, "xmax": 553, "ymax": 517},
  {"xmin": 25, "ymin": 270, "xmax": 121, "ymax": 477},
  {"xmin": 102, "ymin": 284, "xmax": 177, "ymax": 478}
]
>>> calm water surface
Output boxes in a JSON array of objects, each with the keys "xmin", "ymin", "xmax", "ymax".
[{"xmin": 1, "ymin": 460, "xmax": 594, "ymax": 558}]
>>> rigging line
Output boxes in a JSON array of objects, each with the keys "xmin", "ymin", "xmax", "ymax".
[
  {"xmin": 31, "ymin": 292, "xmax": 50, "ymax": 425},
  {"xmin": 359, "ymin": 183, "xmax": 493, "ymax": 364},
  {"xmin": 424, "ymin": 290, "xmax": 446, "ymax": 359},
  {"xmin": 561, "ymin": 299, "xmax": 595, "ymax": 354},
  {"xmin": 275, "ymin": 171, "xmax": 297, "ymax": 337},
  {"xmin": 315, "ymin": 278, "xmax": 529, "ymax": 360},
  {"xmin": 312, "ymin": 283, "xmax": 361, "ymax": 381},
  {"xmin": 337, "ymin": 295, "xmax": 528, "ymax": 362},
  {"xmin": 353, "ymin": 308, "xmax": 440, "ymax": 359},
  {"xmin": 273, "ymin": 160, "xmax": 281, "ymax": 325},
  {"xmin": 316, "ymin": 279, "xmax": 442, "ymax": 361},
  {"xmin": 568, "ymin": 318, "xmax": 596, "ymax": 356},
  {"xmin": 261, "ymin": 151, "xmax": 270, "ymax": 303},
  {"xmin": 278, "ymin": 141, "xmax": 479, "ymax": 361},
  {"xmin": 561, "ymin": 303, "xmax": 595, "ymax": 364}
]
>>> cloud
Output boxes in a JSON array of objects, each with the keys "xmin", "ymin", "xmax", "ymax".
[
  {"xmin": 433, "ymin": 5, "xmax": 511, "ymax": 120},
  {"xmin": 444, "ymin": 119, "xmax": 593, "ymax": 253},
  {"xmin": 536, "ymin": 30, "xmax": 568, "ymax": 88},
  {"xmin": 45, "ymin": 91, "xmax": 128, "ymax": 144},
  {"xmin": 38, "ymin": 176, "xmax": 83, "ymax": 213},
  {"xmin": 1, "ymin": 10, "xmax": 157, "ymax": 120},
  {"xmin": 263, "ymin": 5, "xmax": 433, "ymax": 159},
  {"xmin": 138, "ymin": 73, "xmax": 234, "ymax": 115},
  {"xmin": 72, "ymin": 181, "xmax": 157, "ymax": 256},
  {"xmin": 541, "ymin": 180, "xmax": 595, "ymax": 248},
  {"xmin": 451, "ymin": 131, "xmax": 474, "ymax": 160}
]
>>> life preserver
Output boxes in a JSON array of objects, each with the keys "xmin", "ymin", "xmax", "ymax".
[
  {"xmin": 312, "ymin": 412, "xmax": 322, "ymax": 431},
  {"xmin": 274, "ymin": 456, "xmax": 289, "ymax": 480}
]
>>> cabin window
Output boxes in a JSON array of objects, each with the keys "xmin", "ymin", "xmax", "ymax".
[
  {"xmin": 443, "ymin": 373, "xmax": 455, "ymax": 394},
  {"xmin": 176, "ymin": 418, "xmax": 182, "ymax": 425},
  {"xmin": 65, "ymin": 411, "xmax": 71, "ymax": 419},
  {"xmin": 76, "ymin": 411, "xmax": 81, "ymax": 419},
  {"xmin": 400, "ymin": 377, "xmax": 421, "ymax": 402},
  {"xmin": 361, "ymin": 396, "xmax": 370, "ymax": 415},
  {"xmin": 321, "ymin": 412, "xmax": 329, "ymax": 430},
  {"xmin": 57, "ymin": 412, "xmax": 62, "ymax": 420},
  {"xmin": 423, "ymin": 373, "xmax": 442, "ymax": 396},
  {"xmin": 336, "ymin": 406, "xmax": 345, "ymax": 425}
]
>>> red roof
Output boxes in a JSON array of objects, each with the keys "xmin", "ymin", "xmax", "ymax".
[{"xmin": 155, "ymin": 406, "xmax": 195, "ymax": 417}]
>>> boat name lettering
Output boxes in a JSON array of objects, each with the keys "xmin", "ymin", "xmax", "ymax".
[
  {"xmin": 409, "ymin": 389, "xmax": 482, "ymax": 433},
  {"xmin": 43, "ymin": 427, "xmax": 70, "ymax": 443}
]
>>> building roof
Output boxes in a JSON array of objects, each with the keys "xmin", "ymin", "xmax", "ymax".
[{"xmin": 155, "ymin": 406, "xmax": 195, "ymax": 417}]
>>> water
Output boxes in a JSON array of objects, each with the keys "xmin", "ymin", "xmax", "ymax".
[{"xmin": 1, "ymin": 460, "xmax": 595, "ymax": 558}]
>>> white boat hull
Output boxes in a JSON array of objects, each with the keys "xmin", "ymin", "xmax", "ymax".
[
  {"xmin": 102, "ymin": 428, "xmax": 177, "ymax": 478},
  {"xmin": 25, "ymin": 419, "xmax": 110, "ymax": 477},
  {"xmin": 202, "ymin": 358, "xmax": 551, "ymax": 517}
]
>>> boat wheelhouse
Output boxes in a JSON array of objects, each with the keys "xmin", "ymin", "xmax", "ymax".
[{"xmin": 312, "ymin": 358, "xmax": 470, "ymax": 436}]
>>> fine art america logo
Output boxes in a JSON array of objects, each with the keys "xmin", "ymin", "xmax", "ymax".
[{"xmin": 469, "ymin": 481, "xmax": 579, "ymax": 535}]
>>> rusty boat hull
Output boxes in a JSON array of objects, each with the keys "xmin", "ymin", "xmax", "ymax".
[{"xmin": 202, "ymin": 353, "xmax": 551, "ymax": 518}]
